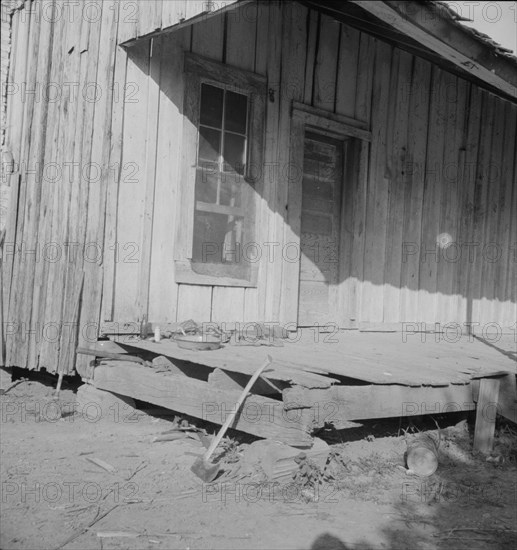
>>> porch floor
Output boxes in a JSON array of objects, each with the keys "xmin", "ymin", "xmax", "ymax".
[
  {"xmin": 88, "ymin": 331, "xmax": 516, "ymax": 448},
  {"xmin": 117, "ymin": 330, "xmax": 516, "ymax": 388}
]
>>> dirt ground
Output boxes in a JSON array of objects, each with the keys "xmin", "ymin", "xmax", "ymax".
[{"xmin": 1, "ymin": 372, "xmax": 516, "ymax": 550}]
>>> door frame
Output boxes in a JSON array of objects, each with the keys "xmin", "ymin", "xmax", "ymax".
[{"xmin": 280, "ymin": 102, "xmax": 372, "ymax": 328}]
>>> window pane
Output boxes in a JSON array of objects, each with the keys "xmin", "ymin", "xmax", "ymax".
[
  {"xmin": 220, "ymin": 177, "xmax": 242, "ymax": 207},
  {"xmin": 223, "ymin": 133, "xmax": 246, "ymax": 174},
  {"xmin": 195, "ymin": 169, "xmax": 218, "ymax": 203},
  {"xmin": 193, "ymin": 210, "xmax": 244, "ymax": 264},
  {"xmin": 198, "ymin": 126, "xmax": 221, "ymax": 163},
  {"xmin": 225, "ymin": 91, "xmax": 248, "ymax": 134},
  {"xmin": 200, "ymin": 84, "xmax": 223, "ymax": 128}
]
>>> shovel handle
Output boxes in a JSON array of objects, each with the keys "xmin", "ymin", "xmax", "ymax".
[{"xmin": 204, "ymin": 355, "xmax": 273, "ymax": 461}]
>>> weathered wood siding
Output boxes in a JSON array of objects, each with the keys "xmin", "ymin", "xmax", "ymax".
[
  {"xmin": 130, "ymin": 1, "xmax": 514, "ymax": 330},
  {"xmin": 2, "ymin": 0, "xmax": 236, "ymax": 373},
  {"xmin": 3, "ymin": 0, "xmax": 516, "ymax": 373}
]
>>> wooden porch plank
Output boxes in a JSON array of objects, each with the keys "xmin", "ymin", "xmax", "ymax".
[
  {"xmin": 120, "ymin": 338, "xmax": 337, "ymax": 388},
  {"xmin": 283, "ymin": 383, "xmax": 476, "ymax": 420},
  {"xmin": 120, "ymin": 331, "xmax": 515, "ymax": 388},
  {"xmin": 92, "ymin": 362, "xmax": 314, "ymax": 446}
]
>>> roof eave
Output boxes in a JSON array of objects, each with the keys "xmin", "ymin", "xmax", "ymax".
[{"xmin": 352, "ymin": 0, "xmax": 516, "ymax": 100}]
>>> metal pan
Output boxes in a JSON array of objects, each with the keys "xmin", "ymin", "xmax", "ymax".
[{"xmin": 174, "ymin": 334, "xmax": 221, "ymax": 351}]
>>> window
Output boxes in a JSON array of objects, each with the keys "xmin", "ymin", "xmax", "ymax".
[
  {"xmin": 193, "ymin": 84, "xmax": 249, "ymax": 272},
  {"xmin": 176, "ymin": 53, "xmax": 266, "ymax": 286}
]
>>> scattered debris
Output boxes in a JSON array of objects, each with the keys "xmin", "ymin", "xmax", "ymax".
[
  {"xmin": 85, "ymin": 457, "xmax": 117, "ymax": 473},
  {"xmin": 151, "ymin": 356, "xmax": 184, "ymax": 374},
  {"xmin": 126, "ymin": 460, "xmax": 148, "ymax": 481},
  {"xmin": 240, "ymin": 437, "xmax": 330, "ymax": 480},
  {"xmin": 0, "ymin": 378, "xmax": 28, "ymax": 395},
  {"xmin": 96, "ymin": 531, "xmax": 139, "ymax": 538},
  {"xmin": 54, "ymin": 503, "xmax": 121, "ymax": 550}
]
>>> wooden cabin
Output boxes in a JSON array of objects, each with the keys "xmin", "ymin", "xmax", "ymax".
[{"xmin": 1, "ymin": 0, "xmax": 516, "ymax": 384}]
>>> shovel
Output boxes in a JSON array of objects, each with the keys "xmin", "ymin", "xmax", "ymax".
[{"xmin": 191, "ymin": 355, "xmax": 273, "ymax": 482}]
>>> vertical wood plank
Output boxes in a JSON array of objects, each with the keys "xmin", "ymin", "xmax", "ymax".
[
  {"xmin": 303, "ymin": 9, "xmax": 318, "ymax": 105},
  {"xmin": 137, "ymin": 36, "xmax": 162, "ymax": 322},
  {"xmin": 184, "ymin": 0, "xmax": 207, "ymax": 21},
  {"xmin": 469, "ymin": 92, "xmax": 495, "ymax": 326},
  {"xmin": 313, "ymin": 14, "xmax": 339, "ymax": 111},
  {"xmin": 2, "ymin": 6, "xmax": 31, "ymax": 326},
  {"xmin": 473, "ymin": 377, "xmax": 500, "ymax": 454},
  {"xmin": 63, "ymin": 1, "xmax": 103, "ymax": 355},
  {"xmin": 76, "ymin": 1, "xmax": 119, "ymax": 375},
  {"xmin": 447, "ymin": 77, "xmax": 467, "ymax": 324},
  {"xmin": 399, "ymin": 57, "xmax": 431, "ymax": 322},
  {"xmin": 434, "ymin": 73, "xmax": 464, "ymax": 325},
  {"xmin": 118, "ymin": 0, "xmax": 138, "ymax": 43},
  {"xmin": 148, "ymin": 28, "xmax": 190, "ymax": 324},
  {"xmin": 243, "ymin": 287, "xmax": 259, "ymax": 322},
  {"xmin": 346, "ymin": 140, "xmax": 369, "ymax": 327},
  {"xmin": 5, "ymin": 3, "xmax": 41, "ymax": 368},
  {"xmin": 102, "ymin": 14, "xmax": 129, "ymax": 323},
  {"xmin": 259, "ymin": 0, "xmax": 281, "ymax": 322},
  {"xmin": 478, "ymin": 97, "xmax": 505, "ymax": 327},
  {"xmin": 335, "ymin": 24, "xmax": 359, "ymax": 118},
  {"xmin": 417, "ymin": 67, "xmax": 448, "ymax": 323},
  {"xmin": 354, "ymin": 33, "xmax": 375, "ymax": 124},
  {"xmin": 190, "ymin": 10, "xmax": 224, "ymax": 61},
  {"xmin": 277, "ymin": 2, "xmax": 307, "ymax": 325},
  {"xmin": 36, "ymin": 10, "xmax": 73, "ymax": 371},
  {"xmin": 177, "ymin": 284, "xmax": 212, "ymax": 321},
  {"xmin": 456, "ymin": 84, "xmax": 481, "ymax": 329},
  {"xmin": 161, "ymin": 0, "xmax": 182, "ymax": 28},
  {"xmin": 137, "ymin": 0, "xmax": 162, "ymax": 37},
  {"xmin": 361, "ymin": 41, "xmax": 392, "ymax": 323},
  {"xmin": 111, "ymin": 40, "xmax": 150, "ymax": 322},
  {"xmin": 383, "ymin": 50, "xmax": 412, "ymax": 323},
  {"xmin": 7, "ymin": 6, "xmax": 52, "ymax": 369},
  {"xmin": 500, "ymin": 105, "xmax": 517, "ymax": 328},
  {"xmin": 212, "ymin": 287, "xmax": 245, "ymax": 323},
  {"xmin": 253, "ymin": 0, "xmax": 269, "ymax": 75},
  {"xmin": 226, "ymin": 1, "xmax": 256, "ymax": 70}
]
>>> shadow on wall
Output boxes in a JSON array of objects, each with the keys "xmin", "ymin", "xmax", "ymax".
[{"xmin": 128, "ymin": 2, "xmax": 517, "ymax": 323}]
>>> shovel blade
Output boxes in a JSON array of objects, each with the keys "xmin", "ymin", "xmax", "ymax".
[{"xmin": 190, "ymin": 457, "xmax": 220, "ymax": 482}]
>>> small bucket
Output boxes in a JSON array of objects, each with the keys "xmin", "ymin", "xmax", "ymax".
[{"xmin": 405, "ymin": 434, "xmax": 439, "ymax": 477}]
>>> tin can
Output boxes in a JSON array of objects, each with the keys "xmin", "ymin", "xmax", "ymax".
[{"xmin": 405, "ymin": 434, "xmax": 439, "ymax": 476}]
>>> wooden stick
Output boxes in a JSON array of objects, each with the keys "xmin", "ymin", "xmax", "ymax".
[
  {"xmin": 203, "ymin": 355, "xmax": 272, "ymax": 462},
  {"xmin": 53, "ymin": 373, "xmax": 64, "ymax": 399}
]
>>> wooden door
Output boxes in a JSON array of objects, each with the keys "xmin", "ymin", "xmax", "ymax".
[{"xmin": 298, "ymin": 132, "xmax": 344, "ymax": 326}]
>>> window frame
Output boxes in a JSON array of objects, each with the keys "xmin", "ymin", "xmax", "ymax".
[{"xmin": 174, "ymin": 53, "xmax": 266, "ymax": 288}]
